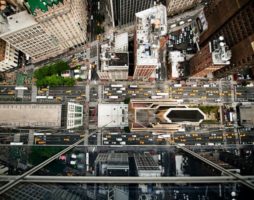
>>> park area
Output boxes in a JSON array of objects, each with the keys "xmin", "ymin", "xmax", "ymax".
[{"xmin": 34, "ymin": 61, "xmax": 75, "ymax": 87}]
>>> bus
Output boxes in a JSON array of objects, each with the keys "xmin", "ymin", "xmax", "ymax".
[
  {"xmin": 36, "ymin": 96, "xmax": 47, "ymax": 99},
  {"xmin": 177, "ymin": 99, "xmax": 184, "ymax": 103},
  {"xmin": 173, "ymin": 84, "xmax": 182, "ymax": 88},
  {"xmin": 111, "ymin": 84, "xmax": 123, "ymax": 88},
  {"xmin": 34, "ymin": 132, "xmax": 44, "ymax": 136},
  {"xmin": 10, "ymin": 142, "xmax": 23, "ymax": 145},
  {"xmin": 129, "ymin": 85, "xmax": 138, "ymax": 88},
  {"xmin": 109, "ymin": 96, "xmax": 119, "ymax": 99},
  {"xmin": 15, "ymin": 86, "xmax": 28, "ymax": 90},
  {"xmin": 151, "ymin": 96, "xmax": 163, "ymax": 99},
  {"xmin": 156, "ymin": 93, "xmax": 168, "ymax": 96}
]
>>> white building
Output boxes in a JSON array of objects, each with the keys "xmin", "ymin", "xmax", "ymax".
[
  {"xmin": 169, "ymin": 51, "xmax": 185, "ymax": 79},
  {"xmin": 98, "ymin": 32, "xmax": 129, "ymax": 81},
  {"xmin": 0, "ymin": 40, "xmax": 19, "ymax": 72},
  {"xmin": 133, "ymin": 5, "xmax": 167, "ymax": 80},
  {"xmin": 98, "ymin": 103, "xmax": 128, "ymax": 128},
  {"xmin": 66, "ymin": 102, "xmax": 83, "ymax": 129},
  {"xmin": 31, "ymin": 0, "xmax": 87, "ymax": 51}
]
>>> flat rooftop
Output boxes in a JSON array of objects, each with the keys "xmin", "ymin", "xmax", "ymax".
[
  {"xmin": 108, "ymin": 53, "xmax": 129, "ymax": 67},
  {"xmin": 135, "ymin": 5, "xmax": 167, "ymax": 66},
  {"xmin": 114, "ymin": 32, "xmax": 128, "ymax": 52},
  {"xmin": 1, "ymin": 11, "xmax": 37, "ymax": 36},
  {"xmin": 0, "ymin": 103, "xmax": 62, "ymax": 128},
  {"xmin": 108, "ymin": 153, "xmax": 129, "ymax": 169},
  {"xmin": 134, "ymin": 153, "xmax": 160, "ymax": 171},
  {"xmin": 239, "ymin": 104, "xmax": 254, "ymax": 126},
  {"xmin": 98, "ymin": 104, "xmax": 128, "ymax": 128}
]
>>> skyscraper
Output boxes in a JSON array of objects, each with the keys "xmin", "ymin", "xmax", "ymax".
[
  {"xmin": 0, "ymin": 0, "xmax": 87, "ymax": 63},
  {"xmin": 105, "ymin": 0, "xmax": 154, "ymax": 27},
  {"xmin": 198, "ymin": 0, "xmax": 253, "ymax": 77},
  {"xmin": 189, "ymin": 36, "xmax": 232, "ymax": 78},
  {"xmin": 133, "ymin": 4, "xmax": 167, "ymax": 80}
]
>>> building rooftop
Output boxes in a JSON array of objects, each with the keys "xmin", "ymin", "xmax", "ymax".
[
  {"xmin": 95, "ymin": 153, "xmax": 109, "ymax": 163},
  {"xmin": 134, "ymin": 153, "xmax": 160, "ymax": 171},
  {"xmin": 0, "ymin": 103, "xmax": 62, "ymax": 128},
  {"xmin": 0, "ymin": 11, "xmax": 37, "ymax": 36},
  {"xmin": 99, "ymin": 32, "xmax": 129, "ymax": 71},
  {"xmin": 95, "ymin": 153, "xmax": 129, "ymax": 170},
  {"xmin": 114, "ymin": 32, "xmax": 128, "ymax": 52},
  {"xmin": 107, "ymin": 153, "xmax": 129, "ymax": 169},
  {"xmin": 135, "ymin": 5, "xmax": 167, "ymax": 66},
  {"xmin": 238, "ymin": 103, "xmax": 254, "ymax": 127},
  {"xmin": 169, "ymin": 51, "xmax": 185, "ymax": 78},
  {"xmin": 98, "ymin": 104, "xmax": 128, "ymax": 128},
  {"xmin": 25, "ymin": 0, "xmax": 63, "ymax": 15},
  {"xmin": 108, "ymin": 53, "xmax": 129, "ymax": 67},
  {"xmin": 210, "ymin": 37, "xmax": 232, "ymax": 65},
  {"xmin": 130, "ymin": 100, "xmax": 206, "ymax": 131}
]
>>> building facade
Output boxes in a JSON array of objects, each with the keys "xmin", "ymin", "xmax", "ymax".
[
  {"xmin": 166, "ymin": 0, "xmax": 201, "ymax": 16},
  {"xmin": 210, "ymin": 0, "xmax": 254, "ymax": 77},
  {"xmin": 105, "ymin": 0, "xmax": 154, "ymax": 27},
  {"xmin": 197, "ymin": 0, "xmax": 253, "ymax": 77},
  {"xmin": 66, "ymin": 102, "xmax": 83, "ymax": 129},
  {"xmin": 0, "ymin": 39, "xmax": 19, "ymax": 72},
  {"xmin": 189, "ymin": 36, "xmax": 232, "ymax": 78},
  {"xmin": 133, "ymin": 5, "xmax": 167, "ymax": 80},
  {"xmin": 30, "ymin": 0, "xmax": 87, "ymax": 51},
  {"xmin": 0, "ymin": 0, "xmax": 87, "ymax": 63},
  {"xmin": 0, "ymin": 11, "xmax": 62, "ymax": 63}
]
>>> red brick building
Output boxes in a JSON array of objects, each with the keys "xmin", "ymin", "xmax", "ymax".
[{"xmin": 199, "ymin": 0, "xmax": 254, "ymax": 77}]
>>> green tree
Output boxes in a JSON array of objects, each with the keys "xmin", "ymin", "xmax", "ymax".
[
  {"xmin": 29, "ymin": 146, "xmax": 64, "ymax": 165},
  {"xmin": 95, "ymin": 26, "xmax": 105, "ymax": 34},
  {"xmin": 124, "ymin": 127, "xmax": 130, "ymax": 133},
  {"xmin": 54, "ymin": 61, "xmax": 69, "ymax": 75},
  {"xmin": 124, "ymin": 97, "xmax": 131, "ymax": 104},
  {"xmin": 64, "ymin": 77, "xmax": 75, "ymax": 86},
  {"xmin": 28, "ymin": 146, "xmax": 65, "ymax": 175}
]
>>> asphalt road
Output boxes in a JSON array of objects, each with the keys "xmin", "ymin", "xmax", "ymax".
[
  {"xmin": 101, "ymin": 81, "xmax": 236, "ymax": 104},
  {"xmin": 2, "ymin": 128, "xmax": 254, "ymax": 146}
]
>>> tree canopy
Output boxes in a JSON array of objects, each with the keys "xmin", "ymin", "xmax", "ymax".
[{"xmin": 34, "ymin": 60, "xmax": 75, "ymax": 87}]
